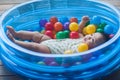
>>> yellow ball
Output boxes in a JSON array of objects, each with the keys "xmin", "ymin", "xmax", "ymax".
[
  {"xmin": 40, "ymin": 30, "xmax": 45, "ymax": 34},
  {"xmin": 85, "ymin": 24, "xmax": 96, "ymax": 34},
  {"xmin": 78, "ymin": 43, "xmax": 89, "ymax": 52},
  {"xmin": 82, "ymin": 27, "xmax": 88, "ymax": 35},
  {"xmin": 64, "ymin": 50, "xmax": 74, "ymax": 54},
  {"xmin": 69, "ymin": 22, "xmax": 79, "ymax": 31}
]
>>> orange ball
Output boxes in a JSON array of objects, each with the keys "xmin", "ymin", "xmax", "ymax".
[
  {"xmin": 70, "ymin": 17, "xmax": 78, "ymax": 23},
  {"xmin": 54, "ymin": 22, "xmax": 63, "ymax": 32},
  {"xmin": 50, "ymin": 16, "xmax": 58, "ymax": 24}
]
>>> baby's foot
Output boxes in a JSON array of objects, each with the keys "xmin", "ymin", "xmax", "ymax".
[
  {"xmin": 7, "ymin": 30, "xmax": 15, "ymax": 42},
  {"xmin": 7, "ymin": 26, "xmax": 16, "ymax": 37}
]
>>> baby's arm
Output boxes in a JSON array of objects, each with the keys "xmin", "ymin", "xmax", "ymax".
[{"xmin": 78, "ymin": 16, "xmax": 90, "ymax": 33}]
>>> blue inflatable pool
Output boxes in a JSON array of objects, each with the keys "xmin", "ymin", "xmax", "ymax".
[{"xmin": 0, "ymin": 0, "xmax": 120, "ymax": 80}]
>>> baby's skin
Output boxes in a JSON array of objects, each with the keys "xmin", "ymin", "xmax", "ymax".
[{"xmin": 6, "ymin": 16, "xmax": 106, "ymax": 54}]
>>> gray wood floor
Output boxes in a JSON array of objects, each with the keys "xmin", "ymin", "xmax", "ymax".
[{"xmin": 0, "ymin": 0, "xmax": 120, "ymax": 80}]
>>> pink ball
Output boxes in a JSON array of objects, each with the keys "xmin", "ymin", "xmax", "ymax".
[
  {"xmin": 45, "ymin": 22, "xmax": 54, "ymax": 30},
  {"xmin": 45, "ymin": 30, "xmax": 53, "ymax": 38},
  {"xmin": 109, "ymin": 34, "xmax": 114, "ymax": 38},
  {"xmin": 70, "ymin": 31, "xmax": 79, "ymax": 39}
]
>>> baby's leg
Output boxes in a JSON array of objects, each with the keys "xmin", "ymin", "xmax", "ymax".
[
  {"xmin": 7, "ymin": 32, "xmax": 51, "ymax": 53},
  {"xmin": 7, "ymin": 26, "xmax": 51, "ymax": 43}
]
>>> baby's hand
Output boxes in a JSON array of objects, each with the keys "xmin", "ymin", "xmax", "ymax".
[{"xmin": 82, "ymin": 16, "xmax": 90, "ymax": 22}]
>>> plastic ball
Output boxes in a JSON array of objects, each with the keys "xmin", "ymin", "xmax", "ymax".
[
  {"xmin": 50, "ymin": 16, "xmax": 58, "ymax": 24},
  {"xmin": 56, "ymin": 31, "xmax": 65, "ymax": 39},
  {"xmin": 37, "ymin": 61, "xmax": 45, "ymax": 65},
  {"xmin": 40, "ymin": 30, "xmax": 45, "ymax": 34},
  {"xmin": 43, "ymin": 58, "xmax": 55, "ymax": 65},
  {"xmin": 54, "ymin": 22, "xmax": 63, "ymax": 32},
  {"xmin": 104, "ymin": 25, "xmax": 113, "ymax": 34},
  {"xmin": 44, "ymin": 30, "xmax": 54, "ymax": 38},
  {"xmin": 98, "ymin": 22, "xmax": 107, "ymax": 29},
  {"xmin": 69, "ymin": 22, "xmax": 79, "ymax": 31},
  {"xmin": 91, "ymin": 15, "xmax": 101, "ymax": 25},
  {"xmin": 64, "ymin": 50, "xmax": 74, "ymax": 54},
  {"xmin": 89, "ymin": 57, "xmax": 97, "ymax": 62},
  {"xmin": 109, "ymin": 34, "xmax": 114, "ymax": 38},
  {"xmin": 74, "ymin": 62, "xmax": 82, "ymax": 65},
  {"xmin": 48, "ymin": 61, "xmax": 59, "ymax": 66},
  {"xmin": 81, "ymin": 53, "xmax": 92, "ymax": 62},
  {"xmin": 63, "ymin": 22, "xmax": 70, "ymax": 30},
  {"xmin": 61, "ymin": 63, "xmax": 70, "ymax": 67},
  {"xmin": 96, "ymin": 28, "xmax": 104, "ymax": 33},
  {"xmin": 70, "ymin": 31, "xmax": 79, "ymax": 39},
  {"xmin": 55, "ymin": 58, "xmax": 63, "ymax": 64},
  {"xmin": 70, "ymin": 17, "xmax": 78, "ymax": 23},
  {"xmin": 45, "ymin": 22, "xmax": 54, "ymax": 30},
  {"xmin": 85, "ymin": 24, "xmax": 96, "ymax": 34},
  {"xmin": 78, "ymin": 43, "xmax": 89, "ymax": 52},
  {"xmin": 39, "ymin": 19, "xmax": 48, "ymax": 27},
  {"xmin": 59, "ymin": 16, "xmax": 69, "ymax": 24},
  {"xmin": 82, "ymin": 27, "xmax": 88, "ymax": 35},
  {"xmin": 63, "ymin": 30, "xmax": 70, "ymax": 38},
  {"xmin": 85, "ymin": 21, "xmax": 90, "ymax": 27},
  {"xmin": 52, "ymin": 30, "xmax": 57, "ymax": 35}
]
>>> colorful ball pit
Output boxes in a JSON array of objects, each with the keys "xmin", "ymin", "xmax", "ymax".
[{"xmin": 0, "ymin": 0, "xmax": 120, "ymax": 80}]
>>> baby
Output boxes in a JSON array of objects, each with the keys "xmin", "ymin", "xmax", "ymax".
[{"xmin": 7, "ymin": 16, "xmax": 106, "ymax": 54}]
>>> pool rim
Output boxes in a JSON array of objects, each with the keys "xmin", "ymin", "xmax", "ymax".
[{"xmin": 0, "ymin": 0, "xmax": 120, "ymax": 57}]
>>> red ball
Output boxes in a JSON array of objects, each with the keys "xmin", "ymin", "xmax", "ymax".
[
  {"xmin": 70, "ymin": 17, "xmax": 78, "ymax": 23},
  {"xmin": 70, "ymin": 31, "xmax": 79, "ymax": 39},
  {"xmin": 50, "ymin": 16, "xmax": 58, "ymax": 24},
  {"xmin": 45, "ymin": 22, "xmax": 54, "ymax": 30},
  {"xmin": 54, "ymin": 22, "xmax": 63, "ymax": 32},
  {"xmin": 44, "ymin": 30, "xmax": 54, "ymax": 38}
]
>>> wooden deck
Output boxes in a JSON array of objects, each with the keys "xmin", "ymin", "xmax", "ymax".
[{"xmin": 0, "ymin": 0, "xmax": 120, "ymax": 80}]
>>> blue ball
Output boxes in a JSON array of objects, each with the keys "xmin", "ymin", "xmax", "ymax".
[
  {"xmin": 59, "ymin": 16, "xmax": 69, "ymax": 24},
  {"xmin": 39, "ymin": 19, "xmax": 48, "ymax": 27},
  {"xmin": 91, "ymin": 15, "xmax": 101, "ymax": 25},
  {"xmin": 104, "ymin": 25, "xmax": 113, "ymax": 34}
]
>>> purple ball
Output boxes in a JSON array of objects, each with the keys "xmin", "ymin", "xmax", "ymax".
[
  {"xmin": 61, "ymin": 63, "xmax": 70, "ymax": 68},
  {"xmin": 43, "ymin": 58, "xmax": 54, "ymax": 65},
  {"xmin": 48, "ymin": 61, "xmax": 59, "ymax": 66},
  {"xmin": 63, "ymin": 22, "xmax": 70, "ymax": 30},
  {"xmin": 39, "ymin": 19, "xmax": 48, "ymax": 27}
]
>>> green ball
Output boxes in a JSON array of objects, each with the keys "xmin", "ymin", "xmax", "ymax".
[
  {"xmin": 55, "ymin": 57, "xmax": 63, "ymax": 64},
  {"xmin": 63, "ymin": 30, "xmax": 70, "ymax": 38},
  {"xmin": 96, "ymin": 28, "xmax": 104, "ymax": 33},
  {"xmin": 56, "ymin": 31, "xmax": 65, "ymax": 39},
  {"xmin": 85, "ymin": 21, "xmax": 90, "ymax": 27},
  {"xmin": 98, "ymin": 22, "xmax": 107, "ymax": 29},
  {"xmin": 37, "ymin": 61, "xmax": 45, "ymax": 65}
]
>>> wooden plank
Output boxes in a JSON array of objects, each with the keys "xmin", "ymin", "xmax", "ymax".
[
  {"xmin": 0, "ymin": 66, "xmax": 16, "ymax": 76},
  {"xmin": 0, "ymin": 61, "xmax": 3, "ymax": 66},
  {"xmin": 0, "ymin": 76, "xmax": 23, "ymax": 80},
  {"xmin": 101, "ymin": 1, "xmax": 120, "ymax": 6},
  {"xmin": 0, "ymin": 4, "xmax": 15, "ymax": 15},
  {"xmin": 0, "ymin": 0, "xmax": 29, "ymax": 4},
  {"xmin": 0, "ymin": 5, "xmax": 14, "ymax": 11}
]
